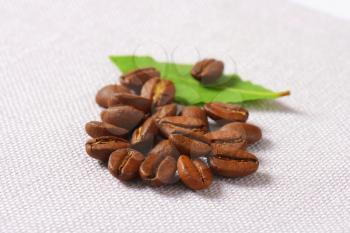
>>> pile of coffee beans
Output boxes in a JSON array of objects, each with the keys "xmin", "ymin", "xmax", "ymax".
[{"xmin": 85, "ymin": 59, "xmax": 262, "ymax": 190}]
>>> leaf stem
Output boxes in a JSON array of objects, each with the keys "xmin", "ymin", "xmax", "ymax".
[{"xmin": 278, "ymin": 91, "xmax": 291, "ymax": 97}]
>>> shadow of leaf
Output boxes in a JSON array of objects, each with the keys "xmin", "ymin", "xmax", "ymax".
[{"xmin": 242, "ymin": 100, "xmax": 301, "ymax": 114}]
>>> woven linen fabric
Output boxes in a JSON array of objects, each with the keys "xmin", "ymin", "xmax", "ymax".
[{"xmin": 0, "ymin": 0, "xmax": 350, "ymax": 232}]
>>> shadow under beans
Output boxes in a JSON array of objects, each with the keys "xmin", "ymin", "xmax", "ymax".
[
  {"xmin": 98, "ymin": 161, "xmax": 265, "ymax": 196},
  {"xmin": 97, "ymin": 161, "xmax": 108, "ymax": 168},
  {"xmin": 115, "ymin": 173, "xmax": 268, "ymax": 196},
  {"xmin": 96, "ymin": 158, "xmax": 224, "ymax": 197},
  {"xmin": 195, "ymin": 181, "xmax": 222, "ymax": 199},
  {"xmin": 135, "ymin": 177, "xmax": 224, "ymax": 199},
  {"xmin": 249, "ymin": 138, "xmax": 273, "ymax": 152},
  {"xmin": 152, "ymin": 180, "xmax": 222, "ymax": 199},
  {"xmin": 104, "ymin": 170, "xmax": 223, "ymax": 198},
  {"xmin": 151, "ymin": 182, "xmax": 189, "ymax": 198},
  {"xmin": 221, "ymin": 172, "xmax": 272, "ymax": 188},
  {"xmin": 120, "ymin": 179, "xmax": 149, "ymax": 190}
]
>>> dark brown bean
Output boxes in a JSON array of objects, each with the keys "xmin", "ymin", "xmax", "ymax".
[
  {"xmin": 181, "ymin": 106, "xmax": 209, "ymax": 129},
  {"xmin": 148, "ymin": 140, "xmax": 180, "ymax": 159},
  {"xmin": 108, "ymin": 93, "xmax": 152, "ymax": 113},
  {"xmin": 153, "ymin": 103, "xmax": 177, "ymax": 119},
  {"xmin": 131, "ymin": 117, "xmax": 158, "ymax": 153},
  {"xmin": 205, "ymin": 130, "xmax": 246, "ymax": 155},
  {"xmin": 101, "ymin": 106, "xmax": 145, "ymax": 131},
  {"xmin": 108, "ymin": 148, "xmax": 145, "ymax": 181},
  {"xmin": 219, "ymin": 122, "xmax": 262, "ymax": 145},
  {"xmin": 96, "ymin": 84, "xmax": 131, "ymax": 108},
  {"xmin": 85, "ymin": 121, "xmax": 128, "ymax": 139},
  {"xmin": 85, "ymin": 136, "xmax": 129, "ymax": 162},
  {"xmin": 139, "ymin": 153, "xmax": 177, "ymax": 186},
  {"xmin": 204, "ymin": 102, "xmax": 249, "ymax": 123},
  {"xmin": 209, "ymin": 149, "xmax": 259, "ymax": 177},
  {"xmin": 157, "ymin": 116, "xmax": 207, "ymax": 138},
  {"xmin": 120, "ymin": 67, "xmax": 160, "ymax": 94},
  {"xmin": 169, "ymin": 130, "xmax": 211, "ymax": 158},
  {"xmin": 141, "ymin": 77, "xmax": 175, "ymax": 107},
  {"xmin": 177, "ymin": 155, "xmax": 212, "ymax": 190},
  {"xmin": 191, "ymin": 59, "xmax": 224, "ymax": 84}
]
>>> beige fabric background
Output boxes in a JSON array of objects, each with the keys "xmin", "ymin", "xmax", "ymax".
[{"xmin": 0, "ymin": 0, "xmax": 350, "ymax": 232}]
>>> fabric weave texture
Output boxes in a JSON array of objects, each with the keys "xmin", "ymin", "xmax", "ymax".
[{"xmin": 0, "ymin": 0, "xmax": 349, "ymax": 232}]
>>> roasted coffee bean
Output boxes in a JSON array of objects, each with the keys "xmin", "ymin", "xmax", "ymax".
[
  {"xmin": 108, "ymin": 148, "xmax": 145, "ymax": 181},
  {"xmin": 153, "ymin": 103, "xmax": 177, "ymax": 119},
  {"xmin": 120, "ymin": 67, "xmax": 160, "ymax": 93},
  {"xmin": 141, "ymin": 77, "xmax": 175, "ymax": 107},
  {"xmin": 131, "ymin": 117, "xmax": 158, "ymax": 153},
  {"xmin": 177, "ymin": 155, "xmax": 212, "ymax": 190},
  {"xmin": 101, "ymin": 106, "xmax": 145, "ymax": 131},
  {"xmin": 220, "ymin": 122, "xmax": 262, "ymax": 145},
  {"xmin": 85, "ymin": 136, "xmax": 129, "ymax": 162},
  {"xmin": 169, "ymin": 130, "xmax": 211, "ymax": 158},
  {"xmin": 204, "ymin": 102, "xmax": 249, "ymax": 123},
  {"xmin": 85, "ymin": 121, "xmax": 129, "ymax": 138},
  {"xmin": 148, "ymin": 140, "xmax": 180, "ymax": 158},
  {"xmin": 108, "ymin": 93, "xmax": 152, "ymax": 113},
  {"xmin": 191, "ymin": 59, "xmax": 224, "ymax": 84},
  {"xmin": 139, "ymin": 153, "xmax": 177, "ymax": 186},
  {"xmin": 209, "ymin": 149, "xmax": 259, "ymax": 177},
  {"xmin": 96, "ymin": 84, "xmax": 131, "ymax": 108},
  {"xmin": 181, "ymin": 106, "xmax": 208, "ymax": 129},
  {"xmin": 206, "ymin": 130, "xmax": 246, "ymax": 154},
  {"xmin": 158, "ymin": 123, "xmax": 207, "ymax": 139},
  {"xmin": 157, "ymin": 116, "xmax": 207, "ymax": 138}
]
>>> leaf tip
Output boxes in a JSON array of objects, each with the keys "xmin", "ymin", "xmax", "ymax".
[{"xmin": 108, "ymin": 55, "xmax": 117, "ymax": 62}]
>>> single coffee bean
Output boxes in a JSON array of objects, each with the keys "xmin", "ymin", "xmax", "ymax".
[
  {"xmin": 205, "ymin": 130, "xmax": 246, "ymax": 154},
  {"xmin": 85, "ymin": 136, "xmax": 129, "ymax": 162},
  {"xmin": 191, "ymin": 59, "xmax": 224, "ymax": 84},
  {"xmin": 108, "ymin": 93, "xmax": 152, "ymax": 113},
  {"xmin": 96, "ymin": 84, "xmax": 131, "ymax": 108},
  {"xmin": 177, "ymin": 155, "xmax": 213, "ymax": 190},
  {"xmin": 181, "ymin": 106, "xmax": 209, "ymax": 129},
  {"xmin": 219, "ymin": 122, "xmax": 262, "ymax": 145},
  {"xmin": 157, "ymin": 116, "xmax": 207, "ymax": 138},
  {"xmin": 141, "ymin": 77, "xmax": 175, "ymax": 107},
  {"xmin": 209, "ymin": 149, "xmax": 259, "ymax": 177},
  {"xmin": 101, "ymin": 106, "xmax": 145, "ymax": 131},
  {"xmin": 131, "ymin": 117, "xmax": 158, "ymax": 153},
  {"xmin": 139, "ymin": 153, "xmax": 177, "ymax": 186},
  {"xmin": 120, "ymin": 67, "xmax": 160, "ymax": 94},
  {"xmin": 204, "ymin": 102, "xmax": 249, "ymax": 123},
  {"xmin": 85, "ymin": 121, "xmax": 129, "ymax": 139},
  {"xmin": 169, "ymin": 130, "xmax": 211, "ymax": 158},
  {"xmin": 148, "ymin": 140, "xmax": 180, "ymax": 159},
  {"xmin": 152, "ymin": 103, "xmax": 177, "ymax": 119},
  {"xmin": 108, "ymin": 148, "xmax": 145, "ymax": 181}
]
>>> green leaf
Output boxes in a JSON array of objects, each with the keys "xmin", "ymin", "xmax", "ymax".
[{"xmin": 110, "ymin": 55, "xmax": 290, "ymax": 105}]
